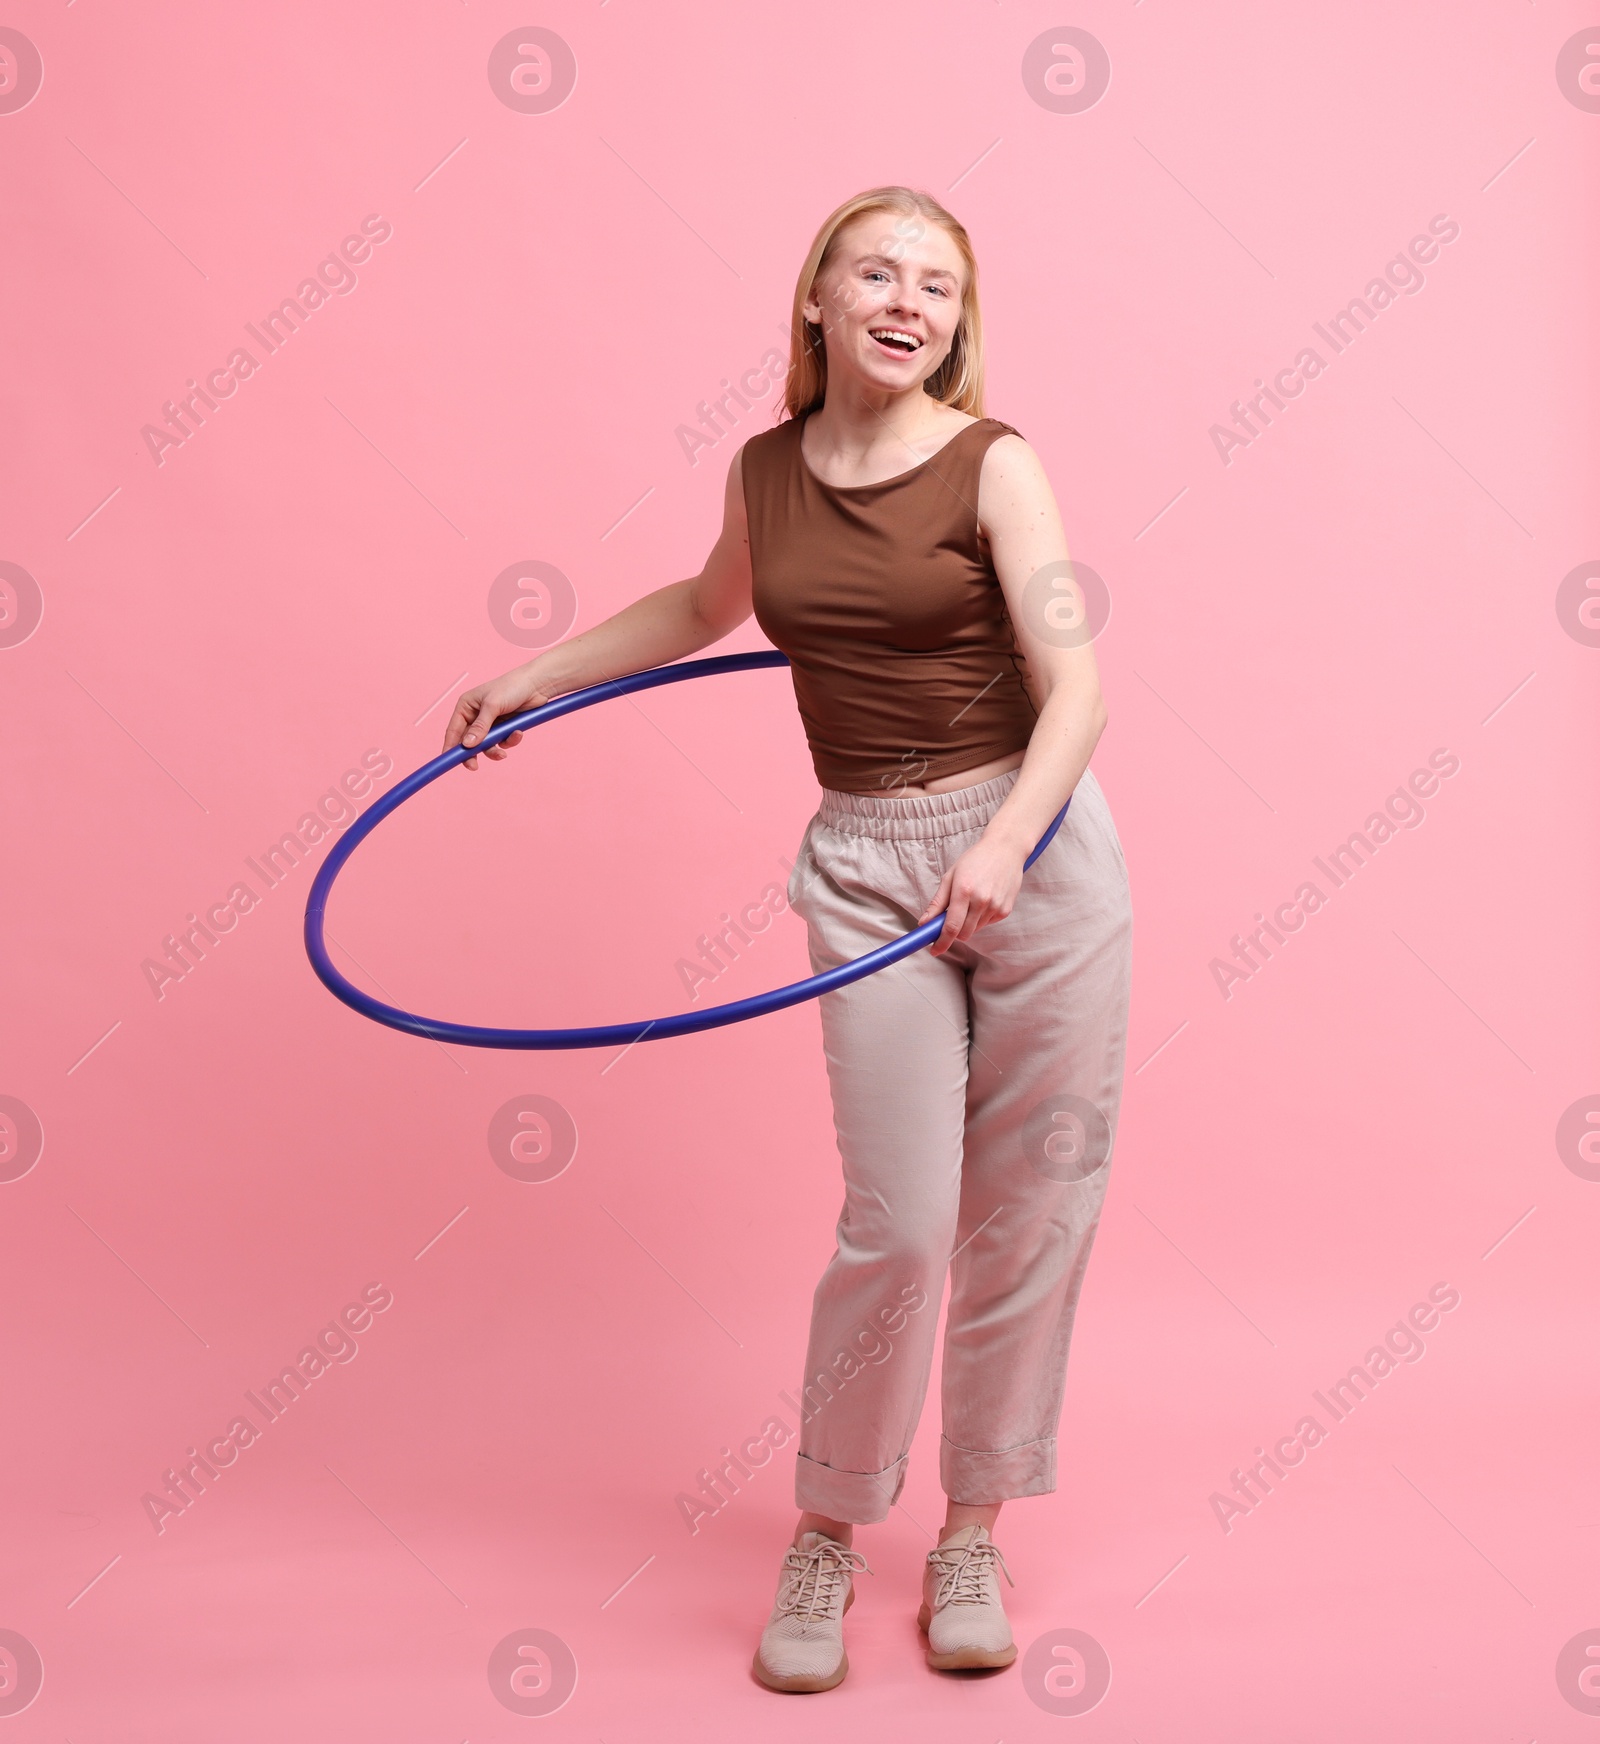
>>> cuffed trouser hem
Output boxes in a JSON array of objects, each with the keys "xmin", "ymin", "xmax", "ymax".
[
  {"xmin": 794, "ymin": 1451, "xmax": 907, "ymax": 1525},
  {"xmin": 940, "ymin": 1434, "xmax": 1057, "ymax": 1504}
]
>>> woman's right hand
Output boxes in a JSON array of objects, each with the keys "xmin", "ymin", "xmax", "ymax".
[{"xmin": 442, "ymin": 661, "xmax": 554, "ymax": 771}]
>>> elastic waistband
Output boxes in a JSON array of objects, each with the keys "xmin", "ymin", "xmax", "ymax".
[{"xmin": 817, "ymin": 768, "xmax": 1019, "ymax": 841}]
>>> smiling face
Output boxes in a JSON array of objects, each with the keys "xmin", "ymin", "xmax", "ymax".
[{"xmin": 802, "ymin": 207, "xmax": 968, "ymax": 398}]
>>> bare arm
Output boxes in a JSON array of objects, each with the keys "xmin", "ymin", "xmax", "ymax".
[
  {"xmin": 919, "ymin": 434, "xmax": 1108, "ymax": 952},
  {"xmin": 444, "ymin": 447, "xmax": 755, "ymax": 768}
]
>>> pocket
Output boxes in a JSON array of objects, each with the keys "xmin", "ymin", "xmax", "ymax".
[
  {"xmin": 1020, "ymin": 814, "xmax": 1079, "ymax": 888},
  {"xmin": 786, "ymin": 816, "xmax": 827, "ymax": 916},
  {"xmin": 1023, "ymin": 781, "xmax": 1121, "ymax": 891}
]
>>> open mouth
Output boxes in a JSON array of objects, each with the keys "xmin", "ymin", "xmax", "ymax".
[{"xmin": 868, "ymin": 327, "xmax": 924, "ymax": 357}]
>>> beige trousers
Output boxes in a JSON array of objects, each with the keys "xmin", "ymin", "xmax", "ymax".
[{"xmin": 785, "ymin": 766, "xmax": 1132, "ymax": 1523}]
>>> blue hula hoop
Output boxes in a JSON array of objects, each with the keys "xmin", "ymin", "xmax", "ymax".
[{"xmin": 303, "ymin": 650, "xmax": 1069, "ymax": 1051}]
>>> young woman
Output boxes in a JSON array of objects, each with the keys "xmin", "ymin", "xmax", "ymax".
[{"xmin": 443, "ymin": 187, "xmax": 1132, "ymax": 1693}]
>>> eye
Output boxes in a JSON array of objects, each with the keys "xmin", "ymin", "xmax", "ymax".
[{"xmin": 864, "ymin": 268, "xmax": 890, "ymax": 283}]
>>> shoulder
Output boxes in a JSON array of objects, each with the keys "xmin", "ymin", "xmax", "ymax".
[
  {"xmin": 741, "ymin": 415, "xmax": 801, "ymax": 460},
  {"xmin": 975, "ymin": 423, "xmax": 1043, "ymax": 482},
  {"xmin": 975, "ymin": 427, "xmax": 1053, "ymax": 526},
  {"xmin": 933, "ymin": 412, "xmax": 1025, "ymax": 471},
  {"xmin": 736, "ymin": 416, "xmax": 799, "ymax": 486},
  {"xmin": 953, "ymin": 415, "xmax": 1031, "ymax": 468},
  {"xmin": 972, "ymin": 415, "xmax": 1026, "ymax": 446}
]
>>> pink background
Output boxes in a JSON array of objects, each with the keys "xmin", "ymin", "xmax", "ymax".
[{"xmin": 2, "ymin": 1, "xmax": 1597, "ymax": 1737}]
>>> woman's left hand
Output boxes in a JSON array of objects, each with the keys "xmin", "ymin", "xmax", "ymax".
[{"xmin": 917, "ymin": 835, "xmax": 1028, "ymax": 957}]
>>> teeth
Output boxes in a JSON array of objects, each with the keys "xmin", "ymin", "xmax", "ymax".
[{"xmin": 870, "ymin": 329, "xmax": 921, "ymax": 350}]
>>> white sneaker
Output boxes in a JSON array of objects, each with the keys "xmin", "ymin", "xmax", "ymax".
[
  {"xmin": 752, "ymin": 1530, "xmax": 872, "ymax": 1693},
  {"xmin": 918, "ymin": 1523, "xmax": 1017, "ymax": 1670}
]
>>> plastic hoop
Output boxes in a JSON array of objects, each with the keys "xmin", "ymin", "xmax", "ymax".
[{"xmin": 303, "ymin": 650, "xmax": 1069, "ymax": 1050}]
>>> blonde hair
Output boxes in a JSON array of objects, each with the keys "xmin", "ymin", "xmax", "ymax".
[{"xmin": 781, "ymin": 186, "xmax": 985, "ymax": 421}]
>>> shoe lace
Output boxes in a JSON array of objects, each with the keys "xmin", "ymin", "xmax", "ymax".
[
  {"xmin": 928, "ymin": 1535, "xmax": 1015, "ymax": 1609},
  {"xmin": 775, "ymin": 1540, "xmax": 872, "ymax": 1623}
]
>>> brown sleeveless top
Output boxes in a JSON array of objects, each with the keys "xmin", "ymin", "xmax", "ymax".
[{"xmin": 741, "ymin": 413, "xmax": 1038, "ymax": 794}]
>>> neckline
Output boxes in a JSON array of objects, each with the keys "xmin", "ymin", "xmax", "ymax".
[{"xmin": 795, "ymin": 413, "xmax": 990, "ymax": 493}]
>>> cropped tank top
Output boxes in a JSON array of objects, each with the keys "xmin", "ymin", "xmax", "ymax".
[{"xmin": 741, "ymin": 412, "xmax": 1038, "ymax": 794}]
